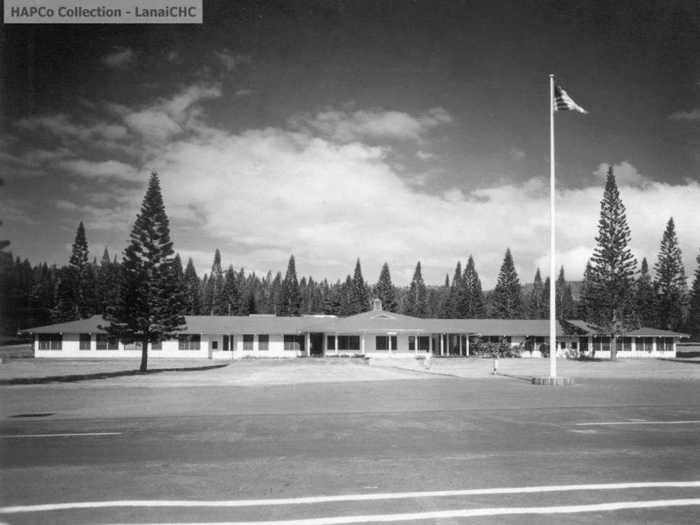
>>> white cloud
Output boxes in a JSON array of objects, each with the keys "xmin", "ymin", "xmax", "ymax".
[
  {"xmin": 669, "ymin": 108, "xmax": 700, "ymax": 121},
  {"xmin": 59, "ymin": 159, "xmax": 142, "ymax": 181},
  {"xmin": 214, "ymin": 50, "xmax": 251, "ymax": 72},
  {"xmin": 594, "ymin": 161, "xmax": 650, "ymax": 187},
  {"xmin": 416, "ymin": 150, "xmax": 435, "ymax": 160},
  {"xmin": 101, "ymin": 47, "xmax": 135, "ymax": 69},
  {"xmin": 16, "ymin": 84, "xmax": 698, "ymax": 287},
  {"xmin": 288, "ymin": 107, "xmax": 452, "ymax": 143}
]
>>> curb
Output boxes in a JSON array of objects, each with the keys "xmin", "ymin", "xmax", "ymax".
[{"xmin": 531, "ymin": 376, "xmax": 575, "ymax": 386}]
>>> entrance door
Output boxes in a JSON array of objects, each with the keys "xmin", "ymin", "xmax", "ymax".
[{"xmin": 309, "ymin": 333, "xmax": 324, "ymax": 357}]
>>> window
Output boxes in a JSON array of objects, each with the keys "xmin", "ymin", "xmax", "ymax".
[
  {"xmin": 579, "ymin": 338, "xmax": 589, "ymax": 352},
  {"xmin": 376, "ymin": 335, "xmax": 397, "ymax": 351},
  {"xmin": 409, "ymin": 336, "xmax": 415, "ymax": 351},
  {"xmin": 258, "ymin": 335, "xmax": 269, "ymax": 351},
  {"xmin": 96, "ymin": 334, "xmax": 118, "ymax": 350},
  {"xmin": 79, "ymin": 333, "xmax": 91, "ymax": 350},
  {"xmin": 178, "ymin": 334, "xmax": 201, "ymax": 350},
  {"xmin": 223, "ymin": 335, "xmax": 230, "ymax": 351},
  {"xmin": 327, "ymin": 335, "xmax": 336, "ymax": 351},
  {"xmin": 417, "ymin": 336, "xmax": 430, "ymax": 351},
  {"xmin": 284, "ymin": 334, "xmax": 304, "ymax": 351},
  {"xmin": 151, "ymin": 340, "xmax": 162, "ymax": 351},
  {"xmin": 636, "ymin": 337, "xmax": 653, "ymax": 352},
  {"xmin": 212, "ymin": 341, "xmax": 218, "ymax": 350},
  {"xmin": 619, "ymin": 337, "xmax": 632, "ymax": 351},
  {"xmin": 592, "ymin": 336, "xmax": 611, "ymax": 352},
  {"xmin": 38, "ymin": 334, "xmax": 62, "ymax": 350},
  {"xmin": 123, "ymin": 341, "xmax": 143, "ymax": 351},
  {"xmin": 337, "ymin": 335, "xmax": 360, "ymax": 351},
  {"xmin": 243, "ymin": 334, "xmax": 254, "ymax": 351},
  {"xmin": 658, "ymin": 337, "xmax": 673, "ymax": 352}
]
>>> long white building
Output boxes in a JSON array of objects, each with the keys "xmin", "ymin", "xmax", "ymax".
[{"xmin": 23, "ymin": 301, "xmax": 686, "ymax": 360}]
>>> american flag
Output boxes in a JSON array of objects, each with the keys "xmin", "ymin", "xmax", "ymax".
[{"xmin": 554, "ymin": 83, "xmax": 587, "ymax": 113}]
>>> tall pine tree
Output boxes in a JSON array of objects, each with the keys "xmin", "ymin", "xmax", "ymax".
[
  {"xmin": 279, "ymin": 255, "xmax": 301, "ymax": 315},
  {"xmin": 653, "ymin": 217, "xmax": 687, "ymax": 330},
  {"xmin": 405, "ymin": 261, "xmax": 428, "ymax": 317},
  {"xmin": 374, "ymin": 262, "xmax": 398, "ymax": 312},
  {"xmin": 217, "ymin": 266, "xmax": 240, "ymax": 315},
  {"xmin": 104, "ymin": 172, "xmax": 186, "ymax": 371},
  {"xmin": 556, "ymin": 267, "xmax": 575, "ymax": 319},
  {"xmin": 589, "ymin": 167, "xmax": 638, "ymax": 334},
  {"xmin": 490, "ymin": 248, "xmax": 523, "ymax": 318},
  {"xmin": 444, "ymin": 261, "xmax": 463, "ymax": 318},
  {"xmin": 635, "ymin": 258, "xmax": 656, "ymax": 327},
  {"xmin": 68, "ymin": 221, "xmax": 95, "ymax": 318},
  {"xmin": 183, "ymin": 258, "xmax": 201, "ymax": 314},
  {"xmin": 527, "ymin": 268, "xmax": 546, "ymax": 319},
  {"xmin": 460, "ymin": 255, "xmax": 486, "ymax": 318},
  {"xmin": 347, "ymin": 259, "xmax": 370, "ymax": 314}
]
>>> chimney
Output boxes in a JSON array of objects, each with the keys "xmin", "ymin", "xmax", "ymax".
[{"xmin": 372, "ymin": 298, "xmax": 383, "ymax": 311}]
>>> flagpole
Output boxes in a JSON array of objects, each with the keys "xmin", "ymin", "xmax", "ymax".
[{"xmin": 549, "ymin": 74, "xmax": 557, "ymax": 378}]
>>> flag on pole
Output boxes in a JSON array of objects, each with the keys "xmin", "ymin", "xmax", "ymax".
[{"xmin": 553, "ymin": 83, "xmax": 587, "ymax": 113}]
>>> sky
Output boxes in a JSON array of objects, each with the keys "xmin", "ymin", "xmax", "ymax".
[{"xmin": 1, "ymin": 0, "xmax": 699, "ymax": 288}]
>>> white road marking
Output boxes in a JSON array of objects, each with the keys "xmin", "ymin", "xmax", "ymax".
[
  {"xmin": 0, "ymin": 432, "xmax": 122, "ymax": 438},
  {"xmin": 104, "ymin": 499, "xmax": 700, "ymax": 524},
  {"xmin": 2, "ymin": 481, "xmax": 699, "ymax": 514},
  {"xmin": 576, "ymin": 420, "xmax": 700, "ymax": 426}
]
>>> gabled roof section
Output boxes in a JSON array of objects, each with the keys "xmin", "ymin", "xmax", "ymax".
[{"xmin": 21, "ymin": 315, "xmax": 108, "ymax": 334}]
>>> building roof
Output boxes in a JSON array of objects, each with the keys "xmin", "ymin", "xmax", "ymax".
[{"xmin": 20, "ymin": 313, "xmax": 688, "ymax": 338}]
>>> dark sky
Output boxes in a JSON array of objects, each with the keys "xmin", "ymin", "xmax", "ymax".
[{"xmin": 1, "ymin": 0, "xmax": 698, "ymax": 285}]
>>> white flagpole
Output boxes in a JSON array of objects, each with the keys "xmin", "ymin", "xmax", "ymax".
[{"xmin": 549, "ymin": 74, "xmax": 557, "ymax": 378}]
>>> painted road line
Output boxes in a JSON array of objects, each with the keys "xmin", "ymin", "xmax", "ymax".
[
  {"xmin": 576, "ymin": 420, "xmax": 700, "ymax": 426},
  {"xmin": 103, "ymin": 499, "xmax": 700, "ymax": 524},
  {"xmin": 2, "ymin": 481, "xmax": 700, "ymax": 514},
  {"xmin": 0, "ymin": 432, "xmax": 122, "ymax": 438}
]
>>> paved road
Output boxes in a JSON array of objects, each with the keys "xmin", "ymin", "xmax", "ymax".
[{"xmin": 1, "ymin": 376, "xmax": 699, "ymax": 524}]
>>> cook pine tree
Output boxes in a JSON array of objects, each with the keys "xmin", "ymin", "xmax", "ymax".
[
  {"xmin": 653, "ymin": 217, "xmax": 687, "ymax": 331},
  {"xmin": 588, "ymin": 167, "xmax": 638, "ymax": 359},
  {"xmin": 374, "ymin": 262, "xmax": 398, "ymax": 312},
  {"xmin": 460, "ymin": 255, "xmax": 485, "ymax": 318},
  {"xmin": 490, "ymin": 248, "xmax": 523, "ymax": 318},
  {"xmin": 279, "ymin": 255, "xmax": 301, "ymax": 315},
  {"xmin": 634, "ymin": 258, "xmax": 656, "ymax": 327},
  {"xmin": 104, "ymin": 172, "xmax": 186, "ymax": 372},
  {"xmin": 405, "ymin": 261, "xmax": 428, "ymax": 317}
]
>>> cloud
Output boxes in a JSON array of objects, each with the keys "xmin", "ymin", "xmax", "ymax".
[
  {"xmin": 58, "ymin": 159, "xmax": 142, "ymax": 181},
  {"xmin": 594, "ymin": 161, "xmax": 650, "ymax": 187},
  {"xmin": 668, "ymin": 108, "xmax": 700, "ymax": 121},
  {"xmin": 288, "ymin": 107, "xmax": 453, "ymax": 143},
  {"xmin": 416, "ymin": 150, "xmax": 435, "ymax": 160},
  {"xmin": 214, "ymin": 50, "xmax": 251, "ymax": 72},
  {"xmin": 235, "ymin": 88, "xmax": 254, "ymax": 97},
  {"xmin": 101, "ymin": 47, "xmax": 135, "ymax": 69}
]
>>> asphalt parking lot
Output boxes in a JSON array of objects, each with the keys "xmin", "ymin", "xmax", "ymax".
[{"xmin": 1, "ymin": 359, "xmax": 699, "ymax": 524}]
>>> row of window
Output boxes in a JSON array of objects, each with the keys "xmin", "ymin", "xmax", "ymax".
[{"xmin": 36, "ymin": 334, "xmax": 679, "ymax": 352}]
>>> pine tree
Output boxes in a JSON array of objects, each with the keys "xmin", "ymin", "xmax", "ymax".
[
  {"xmin": 270, "ymin": 271, "xmax": 283, "ymax": 314},
  {"xmin": 653, "ymin": 217, "xmax": 687, "ymax": 330},
  {"xmin": 460, "ymin": 255, "xmax": 486, "ymax": 318},
  {"xmin": 346, "ymin": 259, "xmax": 369, "ymax": 314},
  {"xmin": 95, "ymin": 248, "xmax": 120, "ymax": 315},
  {"xmin": 444, "ymin": 261, "xmax": 463, "ymax": 317},
  {"xmin": 279, "ymin": 255, "xmax": 301, "ymax": 315},
  {"xmin": 323, "ymin": 280, "xmax": 343, "ymax": 315},
  {"xmin": 205, "ymin": 249, "xmax": 225, "ymax": 315},
  {"xmin": 405, "ymin": 261, "xmax": 428, "ymax": 317},
  {"xmin": 490, "ymin": 249, "xmax": 523, "ymax": 318},
  {"xmin": 183, "ymin": 258, "xmax": 201, "ymax": 314},
  {"xmin": 374, "ymin": 262, "xmax": 398, "ymax": 312},
  {"xmin": 68, "ymin": 221, "xmax": 95, "ymax": 318},
  {"xmin": 556, "ymin": 267, "xmax": 575, "ymax": 319},
  {"xmin": 527, "ymin": 268, "xmax": 546, "ymax": 319},
  {"xmin": 635, "ymin": 258, "xmax": 656, "ymax": 327},
  {"xmin": 685, "ymin": 250, "xmax": 700, "ymax": 340},
  {"xmin": 51, "ymin": 268, "xmax": 78, "ymax": 322},
  {"xmin": 579, "ymin": 260, "xmax": 597, "ymax": 323},
  {"xmin": 217, "ymin": 266, "xmax": 240, "ymax": 315},
  {"xmin": 104, "ymin": 172, "xmax": 186, "ymax": 372},
  {"xmin": 589, "ymin": 167, "xmax": 638, "ymax": 339}
]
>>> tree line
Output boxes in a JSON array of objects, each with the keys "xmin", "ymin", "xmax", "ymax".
[{"xmin": 1, "ymin": 169, "xmax": 699, "ymax": 343}]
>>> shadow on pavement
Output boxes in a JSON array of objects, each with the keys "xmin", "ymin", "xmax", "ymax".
[
  {"xmin": 0, "ymin": 363, "xmax": 229, "ymax": 386},
  {"xmin": 495, "ymin": 372, "xmax": 538, "ymax": 383}
]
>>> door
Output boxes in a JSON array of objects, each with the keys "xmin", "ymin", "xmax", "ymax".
[{"xmin": 310, "ymin": 333, "xmax": 324, "ymax": 357}]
